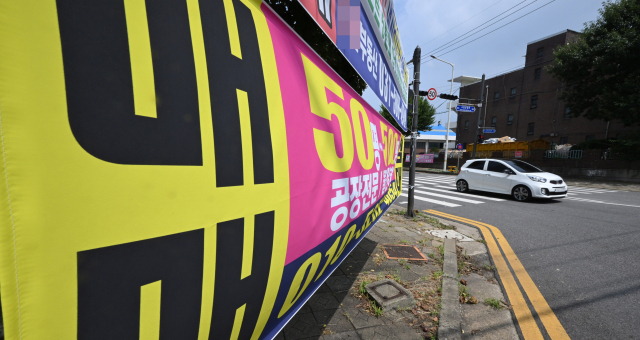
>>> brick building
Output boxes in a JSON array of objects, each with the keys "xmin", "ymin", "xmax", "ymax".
[{"xmin": 456, "ymin": 30, "xmax": 636, "ymax": 149}]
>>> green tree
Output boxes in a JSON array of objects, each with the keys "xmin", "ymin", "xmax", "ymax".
[
  {"xmin": 547, "ymin": 0, "xmax": 640, "ymax": 126},
  {"xmin": 264, "ymin": 0, "xmax": 367, "ymax": 94},
  {"xmin": 379, "ymin": 96, "xmax": 436, "ymax": 136}
]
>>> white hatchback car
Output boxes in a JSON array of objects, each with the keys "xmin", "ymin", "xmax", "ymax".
[{"xmin": 455, "ymin": 159, "xmax": 567, "ymax": 201}]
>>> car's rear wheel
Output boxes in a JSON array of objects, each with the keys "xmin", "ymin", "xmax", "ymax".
[
  {"xmin": 456, "ymin": 180, "xmax": 469, "ymax": 193},
  {"xmin": 512, "ymin": 185, "xmax": 531, "ymax": 202}
]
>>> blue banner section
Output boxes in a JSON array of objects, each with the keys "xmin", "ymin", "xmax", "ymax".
[
  {"xmin": 339, "ymin": 6, "xmax": 408, "ymax": 131},
  {"xmin": 259, "ymin": 169, "xmax": 403, "ymax": 340}
]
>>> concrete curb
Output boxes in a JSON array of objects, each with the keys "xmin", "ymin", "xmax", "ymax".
[{"xmin": 438, "ymin": 238, "xmax": 462, "ymax": 340}]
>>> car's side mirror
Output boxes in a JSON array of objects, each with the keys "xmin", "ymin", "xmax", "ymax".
[{"xmin": 503, "ymin": 169, "xmax": 514, "ymax": 175}]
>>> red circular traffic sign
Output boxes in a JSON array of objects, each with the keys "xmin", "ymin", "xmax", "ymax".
[{"xmin": 427, "ymin": 88, "xmax": 437, "ymax": 100}]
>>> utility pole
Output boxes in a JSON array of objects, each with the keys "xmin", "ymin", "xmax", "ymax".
[
  {"xmin": 471, "ymin": 74, "xmax": 485, "ymax": 159},
  {"xmin": 405, "ymin": 46, "xmax": 421, "ymax": 218}
]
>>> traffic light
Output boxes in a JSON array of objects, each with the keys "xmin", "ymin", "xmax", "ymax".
[
  {"xmin": 477, "ymin": 134, "xmax": 484, "ymax": 143},
  {"xmin": 439, "ymin": 93, "xmax": 458, "ymax": 100}
]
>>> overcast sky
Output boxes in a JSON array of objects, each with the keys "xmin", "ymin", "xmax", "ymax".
[{"xmin": 361, "ymin": 0, "xmax": 606, "ymax": 127}]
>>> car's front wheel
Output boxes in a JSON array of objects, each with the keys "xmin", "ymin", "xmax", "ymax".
[
  {"xmin": 512, "ymin": 185, "xmax": 531, "ymax": 202},
  {"xmin": 456, "ymin": 180, "xmax": 469, "ymax": 193}
]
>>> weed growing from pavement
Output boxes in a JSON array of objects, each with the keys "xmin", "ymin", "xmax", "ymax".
[
  {"xmin": 359, "ymin": 280, "xmax": 369, "ymax": 295},
  {"xmin": 372, "ymin": 304, "xmax": 383, "ymax": 317},
  {"xmin": 398, "ymin": 259, "xmax": 411, "ymax": 270},
  {"xmin": 459, "ymin": 283, "xmax": 471, "ymax": 300},
  {"xmin": 432, "ymin": 270, "xmax": 444, "ymax": 280},
  {"xmin": 399, "ymin": 239, "xmax": 409, "ymax": 245},
  {"xmin": 477, "ymin": 239, "xmax": 487, "ymax": 244},
  {"xmin": 485, "ymin": 298, "xmax": 503, "ymax": 309},
  {"xmin": 484, "ymin": 264, "xmax": 496, "ymax": 271}
]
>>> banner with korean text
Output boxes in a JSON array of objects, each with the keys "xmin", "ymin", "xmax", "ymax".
[
  {"xmin": 297, "ymin": 0, "xmax": 409, "ymax": 131},
  {"xmin": 0, "ymin": 0, "xmax": 403, "ymax": 339}
]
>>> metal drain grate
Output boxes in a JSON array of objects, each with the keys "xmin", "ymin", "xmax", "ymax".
[{"xmin": 382, "ymin": 245, "xmax": 427, "ymax": 261}]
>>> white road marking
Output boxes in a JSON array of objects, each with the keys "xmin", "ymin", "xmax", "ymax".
[
  {"xmin": 415, "ymin": 186, "xmax": 507, "ymax": 201},
  {"xmin": 565, "ymin": 197, "xmax": 640, "ymax": 208},
  {"xmin": 402, "ymin": 188, "xmax": 485, "ymax": 204},
  {"xmin": 400, "ymin": 193, "xmax": 461, "ymax": 207}
]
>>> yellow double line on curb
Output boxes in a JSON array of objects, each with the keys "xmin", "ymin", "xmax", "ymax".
[{"xmin": 424, "ymin": 210, "xmax": 570, "ymax": 340}]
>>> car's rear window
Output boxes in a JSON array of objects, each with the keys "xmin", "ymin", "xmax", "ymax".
[
  {"xmin": 466, "ymin": 160, "xmax": 485, "ymax": 170},
  {"xmin": 503, "ymin": 160, "xmax": 543, "ymax": 173}
]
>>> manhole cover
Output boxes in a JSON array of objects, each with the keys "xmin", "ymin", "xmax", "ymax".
[
  {"xmin": 366, "ymin": 279, "xmax": 416, "ymax": 310},
  {"xmin": 428, "ymin": 230, "xmax": 474, "ymax": 242},
  {"xmin": 382, "ymin": 245, "xmax": 427, "ymax": 260}
]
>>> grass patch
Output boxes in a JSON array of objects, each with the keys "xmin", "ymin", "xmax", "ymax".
[
  {"xmin": 485, "ymin": 298, "xmax": 503, "ymax": 309},
  {"xmin": 459, "ymin": 283, "xmax": 471, "ymax": 300},
  {"xmin": 483, "ymin": 264, "xmax": 496, "ymax": 271},
  {"xmin": 397, "ymin": 259, "xmax": 411, "ymax": 270}
]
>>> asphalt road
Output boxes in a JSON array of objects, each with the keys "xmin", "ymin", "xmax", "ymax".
[{"xmin": 398, "ymin": 171, "xmax": 640, "ymax": 340}]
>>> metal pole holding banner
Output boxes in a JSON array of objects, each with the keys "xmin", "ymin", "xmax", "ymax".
[
  {"xmin": 471, "ymin": 74, "xmax": 485, "ymax": 159},
  {"xmin": 406, "ymin": 46, "xmax": 421, "ymax": 218}
]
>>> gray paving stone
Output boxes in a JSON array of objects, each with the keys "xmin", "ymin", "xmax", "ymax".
[
  {"xmin": 308, "ymin": 292, "xmax": 341, "ymax": 312},
  {"xmin": 314, "ymin": 310, "xmax": 355, "ymax": 334},
  {"xmin": 342, "ymin": 306, "xmax": 385, "ymax": 329},
  {"xmin": 283, "ymin": 312, "xmax": 323, "ymax": 340},
  {"xmin": 338, "ymin": 293, "xmax": 361, "ymax": 309},
  {"xmin": 356, "ymin": 325, "xmax": 423, "ymax": 340},
  {"xmin": 326, "ymin": 275, "xmax": 355, "ymax": 293},
  {"xmin": 322, "ymin": 330, "xmax": 361, "ymax": 340}
]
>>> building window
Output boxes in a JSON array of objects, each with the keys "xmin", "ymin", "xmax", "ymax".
[
  {"xmin": 416, "ymin": 141, "xmax": 426, "ymax": 149},
  {"xmin": 585, "ymin": 135, "xmax": 595, "ymax": 141},
  {"xmin": 559, "ymin": 137, "xmax": 568, "ymax": 144},
  {"xmin": 510, "ymin": 87, "xmax": 516, "ymax": 98},
  {"xmin": 404, "ymin": 141, "xmax": 411, "ymax": 149},
  {"xmin": 527, "ymin": 122, "xmax": 535, "ymax": 135},
  {"xmin": 493, "ymin": 91, "xmax": 500, "ymax": 101},
  {"xmin": 537, "ymin": 47, "xmax": 544, "ymax": 59},
  {"xmin": 564, "ymin": 107, "xmax": 571, "ymax": 118},
  {"xmin": 534, "ymin": 68, "xmax": 541, "ymax": 80},
  {"xmin": 464, "ymin": 120, "xmax": 469, "ymax": 130},
  {"xmin": 530, "ymin": 95, "xmax": 538, "ymax": 109},
  {"xmin": 491, "ymin": 116, "xmax": 497, "ymax": 127},
  {"xmin": 507, "ymin": 114, "xmax": 514, "ymax": 125}
]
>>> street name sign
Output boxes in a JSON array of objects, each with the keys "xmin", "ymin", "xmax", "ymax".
[
  {"xmin": 456, "ymin": 105, "xmax": 476, "ymax": 113},
  {"xmin": 483, "ymin": 128, "xmax": 496, "ymax": 133}
]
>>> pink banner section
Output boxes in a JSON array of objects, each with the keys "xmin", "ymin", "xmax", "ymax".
[{"xmin": 264, "ymin": 6, "xmax": 402, "ymax": 265}]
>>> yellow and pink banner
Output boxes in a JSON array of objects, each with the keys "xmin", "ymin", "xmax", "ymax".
[{"xmin": 0, "ymin": 0, "xmax": 403, "ymax": 339}]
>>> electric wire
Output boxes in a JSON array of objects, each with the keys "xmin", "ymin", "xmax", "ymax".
[
  {"xmin": 423, "ymin": 0, "xmax": 534, "ymax": 60},
  {"xmin": 421, "ymin": 0, "xmax": 556, "ymax": 66},
  {"xmin": 418, "ymin": 0, "xmax": 505, "ymax": 48}
]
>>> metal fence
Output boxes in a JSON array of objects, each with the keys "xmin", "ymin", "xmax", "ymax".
[{"xmin": 543, "ymin": 150, "xmax": 583, "ymax": 159}]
